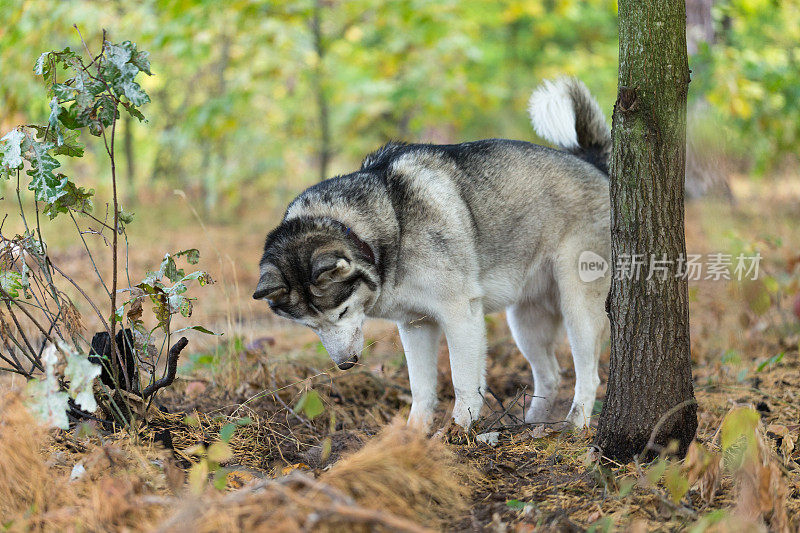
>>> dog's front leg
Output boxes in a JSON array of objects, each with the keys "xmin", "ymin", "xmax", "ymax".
[
  {"xmin": 398, "ymin": 318, "xmax": 441, "ymax": 430},
  {"xmin": 442, "ymin": 300, "xmax": 487, "ymax": 429}
]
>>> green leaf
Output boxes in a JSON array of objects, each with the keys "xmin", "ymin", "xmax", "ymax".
[
  {"xmin": 118, "ymin": 208, "xmax": 135, "ymax": 224},
  {"xmin": 34, "ymin": 52, "xmax": 49, "ymax": 77},
  {"xmin": 756, "ymin": 352, "xmax": 784, "ymax": 372},
  {"xmin": 645, "ymin": 458, "xmax": 667, "ymax": 485},
  {"xmin": 26, "ymin": 344, "xmax": 69, "ymax": 429},
  {"xmin": 220, "ymin": 423, "xmax": 237, "ymax": 443},
  {"xmin": 95, "ymin": 95, "xmax": 119, "ymax": 127},
  {"xmin": 295, "ymin": 389, "xmax": 324, "ymax": 420},
  {"xmin": 184, "ymin": 325, "xmax": 218, "ymax": 335},
  {"xmin": 43, "ymin": 181, "xmax": 94, "ymax": 219},
  {"xmin": 121, "ymin": 101, "xmax": 147, "ymax": 122},
  {"xmin": 167, "ymin": 291, "xmax": 193, "ymax": 318},
  {"xmin": 129, "ymin": 45, "xmax": 152, "ymax": 75},
  {"xmin": 51, "ymin": 129, "xmax": 84, "ymax": 157},
  {"xmin": 102, "ymin": 41, "xmax": 151, "ymax": 107},
  {"xmin": 52, "ymin": 83, "xmax": 74, "ymax": 102},
  {"xmin": 720, "ymin": 407, "xmax": 759, "ymax": 471},
  {"xmin": 212, "ymin": 468, "xmax": 229, "ymax": 491},
  {"xmin": 121, "ymin": 80, "xmax": 150, "ymax": 106},
  {"xmin": 181, "ymin": 271, "xmax": 214, "ymax": 287},
  {"xmin": 162, "ymin": 255, "xmax": 185, "ymax": 283},
  {"xmin": 25, "ymin": 137, "xmax": 66, "ymax": 204},
  {"xmin": 58, "ymin": 103, "xmax": 91, "ymax": 130},
  {"xmin": 65, "ymin": 350, "xmax": 102, "ymax": 412},
  {"xmin": 169, "ymin": 282, "xmax": 188, "ymax": 295},
  {"xmin": 1, "ymin": 129, "xmax": 25, "ymax": 170},
  {"xmin": 176, "ymin": 249, "xmax": 201, "ymax": 265},
  {"xmin": 506, "ymin": 499, "xmax": 526, "ymax": 510},
  {"xmin": 664, "ymin": 462, "xmax": 689, "ymax": 504},
  {"xmin": 0, "ymin": 271, "xmax": 24, "ymax": 299},
  {"xmin": 29, "ymin": 125, "xmax": 84, "ymax": 158},
  {"xmin": 48, "ymin": 97, "xmax": 63, "ymax": 146},
  {"xmin": 617, "ymin": 478, "xmax": 635, "ymax": 498}
]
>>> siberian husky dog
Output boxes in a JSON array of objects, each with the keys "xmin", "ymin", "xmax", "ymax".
[{"xmin": 254, "ymin": 78, "xmax": 611, "ymax": 430}]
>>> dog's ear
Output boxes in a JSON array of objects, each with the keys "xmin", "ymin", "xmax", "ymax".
[
  {"xmin": 253, "ymin": 264, "xmax": 287, "ymax": 301},
  {"xmin": 311, "ymin": 253, "xmax": 353, "ymax": 293}
]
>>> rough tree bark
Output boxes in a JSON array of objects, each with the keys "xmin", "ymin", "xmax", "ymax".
[{"xmin": 595, "ymin": 0, "xmax": 698, "ymax": 461}]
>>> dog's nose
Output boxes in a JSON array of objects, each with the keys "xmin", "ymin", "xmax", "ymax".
[{"xmin": 337, "ymin": 355, "xmax": 358, "ymax": 370}]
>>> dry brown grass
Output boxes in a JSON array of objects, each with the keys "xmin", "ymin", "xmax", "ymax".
[
  {"xmin": 2, "ymin": 177, "xmax": 800, "ymax": 531},
  {"xmin": 0, "ymin": 393, "xmax": 50, "ymax": 519},
  {"xmin": 1, "ymin": 398, "xmax": 470, "ymax": 532},
  {"xmin": 155, "ymin": 419, "xmax": 471, "ymax": 532},
  {"xmin": 0, "ymin": 391, "xmax": 168, "ymax": 532},
  {"xmin": 322, "ymin": 418, "xmax": 473, "ymax": 525}
]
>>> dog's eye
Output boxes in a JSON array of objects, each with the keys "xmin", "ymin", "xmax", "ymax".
[{"xmin": 338, "ymin": 307, "xmax": 349, "ymax": 320}]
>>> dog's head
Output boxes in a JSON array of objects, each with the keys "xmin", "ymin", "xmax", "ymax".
[{"xmin": 253, "ymin": 218, "xmax": 379, "ymax": 370}]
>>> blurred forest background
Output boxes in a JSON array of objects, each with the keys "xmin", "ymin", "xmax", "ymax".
[
  {"xmin": 1, "ymin": 0, "xmax": 799, "ymax": 358},
  {"xmin": 2, "ymin": 0, "xmax": 798, "ymax": 217}
]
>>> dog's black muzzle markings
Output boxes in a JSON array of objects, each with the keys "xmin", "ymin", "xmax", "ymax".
[{"xmin": 337, "ymin": 354, "xmax": 358, "ymax": 370}]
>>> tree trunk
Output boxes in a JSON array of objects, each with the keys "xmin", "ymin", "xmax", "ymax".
[
  {"xmin": 312, "ymin": 0, "xmax": 331, "ymax": 182},
  {"xmin": 595, "ymin": 0, "xmax": 698, "ymax": 461},
  {"xmin": 686, "ymin": 0, "xmax": 714, "ymax": 55}
]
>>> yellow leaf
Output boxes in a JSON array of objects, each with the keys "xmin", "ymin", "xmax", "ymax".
[
  {"xmin": 780, "ymin": 434, "xmax": 795, "ymax": 459},
  {"xmin": 321, "ymin": 436, "xmax": 332, "ymax": 463},
  {"xmin": 207, "ymin": 442, "xmax": 233, "ymax": 463},
  {"xmin": 188, "ymin": 460, "xmax": 209, "ymax": 495},
  {"xmin": 184, "ymin": 444, "xmax": 206, "ymax": 457},
  {"xmin": 664, "ymin": 462, "xmax": 689, "ymax": 504},
  {"xmin": 721, "ymin": 407, "xmax": 759, "ymax": 451},
  {"xmin": 280, "ymin": 462, "xmax": 309, "ymax": 476},
  {"xmin": 767, "ymin": 424, "xmax": 789, "ymax": 438}
]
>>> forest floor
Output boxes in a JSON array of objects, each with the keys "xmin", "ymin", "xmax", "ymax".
[{"xmin": 2, "ymin": 176, "xmax": 800, "ymax": 531}]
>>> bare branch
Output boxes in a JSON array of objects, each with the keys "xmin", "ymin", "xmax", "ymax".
[{"xmin": 141, "ymin": 337, "xmax": 188, "ymax": 399}]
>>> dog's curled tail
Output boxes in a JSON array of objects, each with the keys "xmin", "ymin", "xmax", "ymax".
[{"xmin": 528, "ymin": 77, "xmax": 611, "ymax": 174}]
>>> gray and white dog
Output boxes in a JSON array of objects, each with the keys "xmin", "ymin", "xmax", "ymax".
[{"xmin": 254, "ymin": 78, "xmax": 611, "ymax": 430}]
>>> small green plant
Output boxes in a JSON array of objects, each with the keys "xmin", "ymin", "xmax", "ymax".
[
  {"xmin": 0, "ymin": 29, "xmax": 213, "ymax": 429},
  {"xmin": 186, "ymin": 416, "xmax": 250, "ymax": 493}
]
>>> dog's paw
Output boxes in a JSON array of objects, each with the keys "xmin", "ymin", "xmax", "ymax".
[
  {"xmin": 406, "ymin": 407, "xmax": 435, "ymax": 432},
  {"xmin": 451, "ymin": 396, "xmax": 482, "ymax": 429},
  {"xmin": 565, "ymin": 403, "xmax": 592, "ymax": 430},
  {"xmin": 524, "ymin": 401, "xmax": 555, "ymax": 425},
  {"xmin": 433, "ymin": 417, "xmax": 470, "ymax": 444}
]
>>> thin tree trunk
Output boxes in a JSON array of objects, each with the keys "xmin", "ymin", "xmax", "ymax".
[
  {"xmin": 686, "ymin": 0, "xmax": 714, "ymax": 55},
  {"xmin": 312, "ymin": 0, "xmax": 331, "ymax": 182},
  {"xmin": 595, "ymin": 0, "xmax": 697, "ymax": 461}
]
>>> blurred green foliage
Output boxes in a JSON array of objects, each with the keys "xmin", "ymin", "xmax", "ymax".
[
  {"xmin": 0, "ymin": 0, "xmax": 796, "ymax": 213},
  {"xmin": 691, "ymin": 0, "xmax": 800, "ymax": 174}
]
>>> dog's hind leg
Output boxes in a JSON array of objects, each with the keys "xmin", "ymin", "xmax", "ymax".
[
  {"xmin": 506, "ymin": 302, "xmax": 563, "ymax": 424},
  {"xmin": 398, "ymin": 318, "xmax": 442, "ymax": 430},
  {"xmin": 557, "ymin": 274, "xmax": 607, "ymax": 429}
]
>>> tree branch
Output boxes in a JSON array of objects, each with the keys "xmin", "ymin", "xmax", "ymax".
[{"xmin": 141, "ymin": 337, "xmax": 188, "ymax": 399}]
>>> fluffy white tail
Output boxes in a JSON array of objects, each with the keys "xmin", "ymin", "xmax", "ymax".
[{"xmin": 528, "ymin": 77, "xmax": 611, "ymax": 173}]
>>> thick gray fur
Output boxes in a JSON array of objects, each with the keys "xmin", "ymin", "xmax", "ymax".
[{"xmin": 255, "ymin": 77, "xmax": 612, "ymax": 430}]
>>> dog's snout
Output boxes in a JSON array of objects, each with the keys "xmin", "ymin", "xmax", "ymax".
[{"xmin": 337, "ymin": 355, "xmax": 358, "ymax": 370}]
